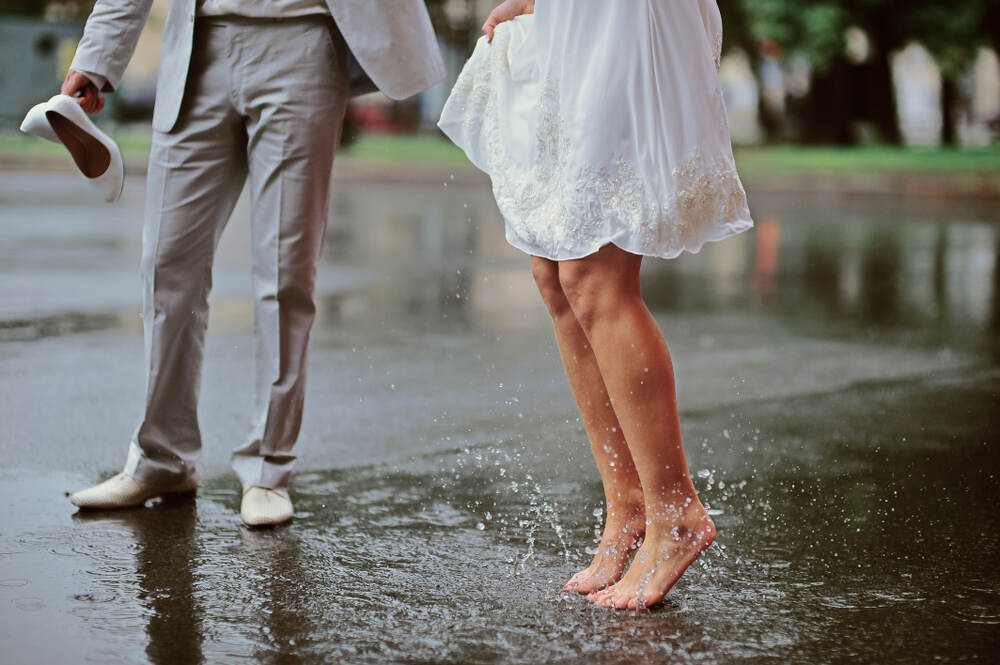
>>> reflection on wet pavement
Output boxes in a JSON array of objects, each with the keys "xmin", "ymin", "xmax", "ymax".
[{"xmin": 1, "ymin": 172, "xmax": 998, "ymax": 663}]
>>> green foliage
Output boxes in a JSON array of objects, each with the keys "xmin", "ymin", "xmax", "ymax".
[
  {"xmin": 731, "ymin": 0, "xmax": 993, "ymax": 145},
  {"xmin": 799, "ymin": 4, "xmax": 848, "ymax": 71},
  {"xmin": 0, "ymin": 0, "xmax": 45, "ymax": 15},
  {"xmin": 744, "ymin": 0, "xmax": 799, "ymax": 48},
  {"xmin": 899, "ymin": 1, "xmax": 987, "ymax": 75},
  {"xmin": 734, "ymin": 0, "xmax": 992, "ymax": 72},
  {"xmin": 0, "ymin": 1, "xmax": 96, "ymax": 19}
]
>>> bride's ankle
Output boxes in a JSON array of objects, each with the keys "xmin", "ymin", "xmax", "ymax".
[
  {"xmin": 602, "ymin": 489, "xmax": 646, "ymax": 536},
  {"xmin": 643, "ymin": 491, "xmax": 710, "ymax": 528}
]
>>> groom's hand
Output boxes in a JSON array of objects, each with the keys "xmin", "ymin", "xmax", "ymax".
[
  {"xmin": 61, "ymin": 71, "xmax": 105, "ymax": 114},
  {"xmin": 483, "ymin": 0, "xmax": 535, "ymax": 42}
]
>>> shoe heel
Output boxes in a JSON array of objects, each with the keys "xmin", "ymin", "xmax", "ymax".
[{"xmin": 20, "ymin": 102, "xmax": 60, "ymax": 143}]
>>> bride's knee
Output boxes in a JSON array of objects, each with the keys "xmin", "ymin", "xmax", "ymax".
[
  {"xmin": 558, "ymin": 263, "xmax": 611, "ymax": 330},
  {"xmin": 531, "ymin": 258, "xmax": 570, "ymax": 316}
]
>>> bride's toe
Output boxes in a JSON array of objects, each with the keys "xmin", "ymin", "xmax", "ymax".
[{"xmin": 587, "ymin": 587, "xmax": 609, "ymax": 603}]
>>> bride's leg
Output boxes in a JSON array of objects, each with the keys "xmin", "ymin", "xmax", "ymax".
[
  {"xmin": 556, "ymin": 245, "xmax": 716, "ymax": 610},
  {"xmin": 530, "ymin": 257, "xmax": 645, "ymax": 594}
]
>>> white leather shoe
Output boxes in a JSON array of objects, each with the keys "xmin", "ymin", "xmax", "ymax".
[
  {"xmin": 70, "ymin": 472, "xmax": 199, "ymax": 510},
  {"xmin": 20, "ymin": 94, "xmax": 124, "ymax": 203},
  {"xmin": 241, "ymin": 487, "xmax": 294, "ymax": 527}
]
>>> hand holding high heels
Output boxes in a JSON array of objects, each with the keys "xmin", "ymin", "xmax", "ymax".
[{"xmin": 60, "ymin": 70, "xmax": 105, "ymax": 114}]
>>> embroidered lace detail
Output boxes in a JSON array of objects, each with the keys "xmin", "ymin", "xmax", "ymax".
[
  {"xmin": 712, "ymin": 32, "xmax": 723, "ymax": 71},
  {"xmin": 447, "ymin": 23, "xmax": 749, "ymax": 259},
  {"xmin": 669, "ymin": 150, "xmax": 748, "ymax": 249}
]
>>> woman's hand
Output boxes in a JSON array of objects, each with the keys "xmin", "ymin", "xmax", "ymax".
[{"xmin": 482, "ymin": 0, "xmax": 535, "ymax": 42}]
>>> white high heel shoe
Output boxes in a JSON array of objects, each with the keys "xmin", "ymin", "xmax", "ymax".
[{"xmin": 20, "ymin": 94, "xmax": 124, "ymax": 203}]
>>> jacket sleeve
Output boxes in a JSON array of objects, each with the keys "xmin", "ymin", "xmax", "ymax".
[{"xmin": 69, "ymin": 0, "xmax": 156, "ymax": 92}]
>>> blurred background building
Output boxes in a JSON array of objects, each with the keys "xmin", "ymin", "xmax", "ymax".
[{"xmin": 0, "ymin": 0, "xmax": 997, "ymax": 147}]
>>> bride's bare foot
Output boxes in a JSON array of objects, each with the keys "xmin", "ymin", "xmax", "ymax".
[
  {"xmin": 587, "ymin": 499, "xmax": 715, "ymax": 610},
  {"xmin": 564, "ymin": 494, "xmax": 644, "ymax": 594}
]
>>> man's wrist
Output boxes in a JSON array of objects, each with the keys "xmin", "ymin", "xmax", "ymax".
[{"xmin": 73, "ymin": 69, "xmax": 109, "ymax": 92}]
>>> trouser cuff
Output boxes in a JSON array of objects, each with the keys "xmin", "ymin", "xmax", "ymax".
[
  {"xmin": 231, "ymin": 452, "xmax": 294, "ymax": 490},
  {"xmin": 123, "ymin": 440, "xmax": 197, "ymax": 485}
]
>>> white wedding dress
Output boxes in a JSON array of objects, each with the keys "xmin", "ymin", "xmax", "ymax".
[{"xmin": 438, "ymin": 0, "xmax": 753, "ymax": 261}]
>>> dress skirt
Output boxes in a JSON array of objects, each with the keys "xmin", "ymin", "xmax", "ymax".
[{"xmin": 438, "ymin": 0, "xmax": 754, "ymax": 261}]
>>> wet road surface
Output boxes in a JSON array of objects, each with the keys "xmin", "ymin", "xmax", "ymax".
[{"xmin": 1, "ymin": 171, "xmax": 998, "ymax": 663}]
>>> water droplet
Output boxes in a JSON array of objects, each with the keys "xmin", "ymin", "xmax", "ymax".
[{"xmin": 476, "ymin": 522, "xmax": 485, "ymax": 531}]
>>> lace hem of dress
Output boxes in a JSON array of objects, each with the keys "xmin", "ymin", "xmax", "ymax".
[{"xmin": 448, "ymin": 23, "xmax": 751, "ymax": 260}]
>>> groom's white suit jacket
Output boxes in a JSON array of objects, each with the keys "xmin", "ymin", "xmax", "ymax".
[{"xmin": 71, "ymin": 0, "xmax": 446, "ymax": 132}]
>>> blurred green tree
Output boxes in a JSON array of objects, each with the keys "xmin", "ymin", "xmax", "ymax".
[
  {"xmin": 0, "ymin": 1, "xmax": 96, "ymax": 18},
  {"xmin": 0, "ymin": 0, "xmax": 44, "ymax": 14},
  {"xmin": 900, "ymin": 0, "xmax": 995, "ymax": 145},
  {"xmin": 731, "ymin": 0, "xmax": 995, "ymax": 145}
]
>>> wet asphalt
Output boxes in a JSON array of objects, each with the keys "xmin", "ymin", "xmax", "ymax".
[{"xmin": 1, "ymin": 170, "xmax": 998, "ymax": 664}]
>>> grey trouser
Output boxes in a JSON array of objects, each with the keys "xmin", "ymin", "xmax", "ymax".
[{"xmin": 124, "ymin": 15, "xmax": 348, "ymax": 489}]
